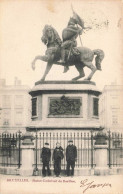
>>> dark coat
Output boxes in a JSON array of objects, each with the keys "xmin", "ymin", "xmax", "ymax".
[
  {"xmin": 41, "ymin": 147, "xmax": 51, "ymax": 163},
  {"xmin": 53, "ymin": 146, "xmax": 64, "ymax": 161},
  {"xmin": 66, "ymin": 145, "xmax": 77, "ymax": 161}
]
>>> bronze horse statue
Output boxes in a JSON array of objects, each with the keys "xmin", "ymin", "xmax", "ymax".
[{"xmin": 32, "ymin": 25, "xmax": 104, "ymax": 81}]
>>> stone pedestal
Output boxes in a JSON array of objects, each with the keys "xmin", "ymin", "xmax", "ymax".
[
  {"xmin": 28, "ymin": 81, "xmax": 101, "ymax": 131},
  {"xmin": 94, "ymin": 132, "xmax": 109, "ymax": 175},
  {"xmin": 19, "ymin": 132, "xmax": 35, "ymax": 176}
]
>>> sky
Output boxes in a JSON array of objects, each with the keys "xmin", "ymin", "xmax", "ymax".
[{"xmin": 0, "ymin": 0, "xmax": 123, "ymax": 90}]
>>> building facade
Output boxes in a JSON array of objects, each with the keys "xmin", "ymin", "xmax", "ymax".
[
  {"xmin": 0, "ymin": 78, "xmax": 31, "ymax": 132},
  {"xmin": 99, "ymin": 84, "xmax": 123, "ymax": 132}
]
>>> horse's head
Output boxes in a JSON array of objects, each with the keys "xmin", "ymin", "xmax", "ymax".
[{"xmin": 41, "ymin": 25, "xmax": 55, "ymax": 45}]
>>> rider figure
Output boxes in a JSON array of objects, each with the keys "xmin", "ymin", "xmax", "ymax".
[{"xmin": 60, "ymin": 17, "xmax": 82, "ymax": 73}]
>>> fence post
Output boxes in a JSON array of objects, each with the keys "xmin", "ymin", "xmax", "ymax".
[
  {"xmin": 94, "ymin": 131, "xmax": 109, "ymax": 175},
  {"xmin": 19, "ymin": 132, "xmax": 35, "ymax": 176},
  {"xmin": 108, "ymin": 130, "xmax": 111, "ymax": 168},
  {"xmin": 91, "ymin": 131, "xmax": 94, "ymax": 169},
  {"xmin": 17, "ymin": 130, "xmax": 22, "ymax": 169},
  {"xmin": 34, "ymin": 129, "xmax": 38, "ymax": 176}
]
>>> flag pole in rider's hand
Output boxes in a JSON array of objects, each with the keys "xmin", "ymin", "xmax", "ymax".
[{"xmin": 71, "ymin": 4, "xmax": 83, "ymax": 47}]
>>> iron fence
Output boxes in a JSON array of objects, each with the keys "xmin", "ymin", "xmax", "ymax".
[
  {"xmin": 108, "ymin": 131, "xmax": 123, "ymax": 167},
  {"xmin": 0, "ymin": 132, "xmax": 22, "ymax": 167},
  {"xmin": 0, "ymin": 130, "xmax": 123, "ymax": 169},
  {"xmin": 33, "ymin": 131, "xmax": 95, "ymax": 169}
]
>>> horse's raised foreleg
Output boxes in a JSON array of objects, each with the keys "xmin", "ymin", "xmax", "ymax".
[
  {"xmin": 83, "ymin": 61, "xmax": 96, "ymax": 81},
  {"xmin": 72, "ymin": 64, "xmax": 85, "ymax": 81},
  {"xmin": 32, "ymin": 55, "xmax": 48, "ymax": 70},
  {"xmin": 40, "ymin": 62, "xmax": 53, "ymax": 81}
]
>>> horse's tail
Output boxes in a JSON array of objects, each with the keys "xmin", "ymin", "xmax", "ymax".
[{"xmin": 93, "ymin": 49, "xmax": 105, "ymax": 70}]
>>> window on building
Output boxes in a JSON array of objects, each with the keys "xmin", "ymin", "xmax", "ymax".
[
  {"xmin": 2, "ymin": 95, "xmax": 11, "ymax": 108},
  {"xmin": 0, "ymin": 108, "xmax": 2, "ymax": 125},
  {"xmin": 15, "ymin": 110, "xmax": 23, "ymax": 125},
  {"xmin": 3, "ymin": 119, "xmax": 9, "ymax": 125},
  {"xmin": 93, "ymin": 98, "xmax": 99, "ymax": 117},
  {"xmin": 3, "ymin": 110, "xmax": 11, "ymax": 126},
  {"xmin": 112, "ymin": 110, "xmax": 118, "ymax": 125},
  {"xmin": 112, "ymin": 115, "xmax": 118, "ymax": 125},
  {"xmin": 32, "ymin": 97, "xmax": 37, "ymax": 117},
  {"xmin": 110, "ymin": 95, "xmax": 120, "ymax": 109},
  {"xmin": 15, "ymin": 95, "xmax": 24, "ymax": 108}
]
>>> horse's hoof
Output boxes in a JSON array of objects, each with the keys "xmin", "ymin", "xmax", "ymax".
[
  {"xmin": 72, "ymin": 78, "xmax": 77, "ymax": 81},
  {"xmin": 84, "ymin": 78, "xmax": 90, "ymax": 81},
  {"xmin": 63, "ymin": 68, "xmax": 69, "ymax": 73},
  {"xmin": 40, "ymin": 78, "xmax": 45, "ymax": 82}
]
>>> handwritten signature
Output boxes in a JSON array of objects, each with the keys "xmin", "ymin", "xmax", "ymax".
[{"xmin": 80, "ymin": 179, "xmax": 111, "ymax": 193}]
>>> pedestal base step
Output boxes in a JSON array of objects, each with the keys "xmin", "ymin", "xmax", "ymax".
[{"xmin": 94, "ymin": 168, "xmax": 109, "ymax": 176}]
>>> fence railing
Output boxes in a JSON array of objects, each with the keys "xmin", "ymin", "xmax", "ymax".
[
  {"xmin": 108, "ymin": 131, "xmax": 123, "ymax": 167},
  {"xmin": 33, "ymin": 131, "xmax": 95, "ymax": 169},
  {"xmin": 0, "ymin": 132, "xmax": 22, "ymax": 167},
  {"xmin": 0, "ymin": 130, "xmax": 123, "ymax": 169}
]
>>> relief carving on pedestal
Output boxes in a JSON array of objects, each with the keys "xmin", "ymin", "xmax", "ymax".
[{"xmin": 48, "ymin": 96, "xmax": 82, "ymax": 117}]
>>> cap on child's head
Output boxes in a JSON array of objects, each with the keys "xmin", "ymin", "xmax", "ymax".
[
  {"xmin": 68, "ymin": 139, "xmax": 73, "ymax": 143},
  {"xmin": 45, "ymin": 142, "xmax": 49, "ymax": 145}
]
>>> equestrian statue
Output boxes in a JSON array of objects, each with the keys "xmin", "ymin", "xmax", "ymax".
[{"xmin": 32, "ymin": 9, "xmax": 104, "ymax": 81}]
